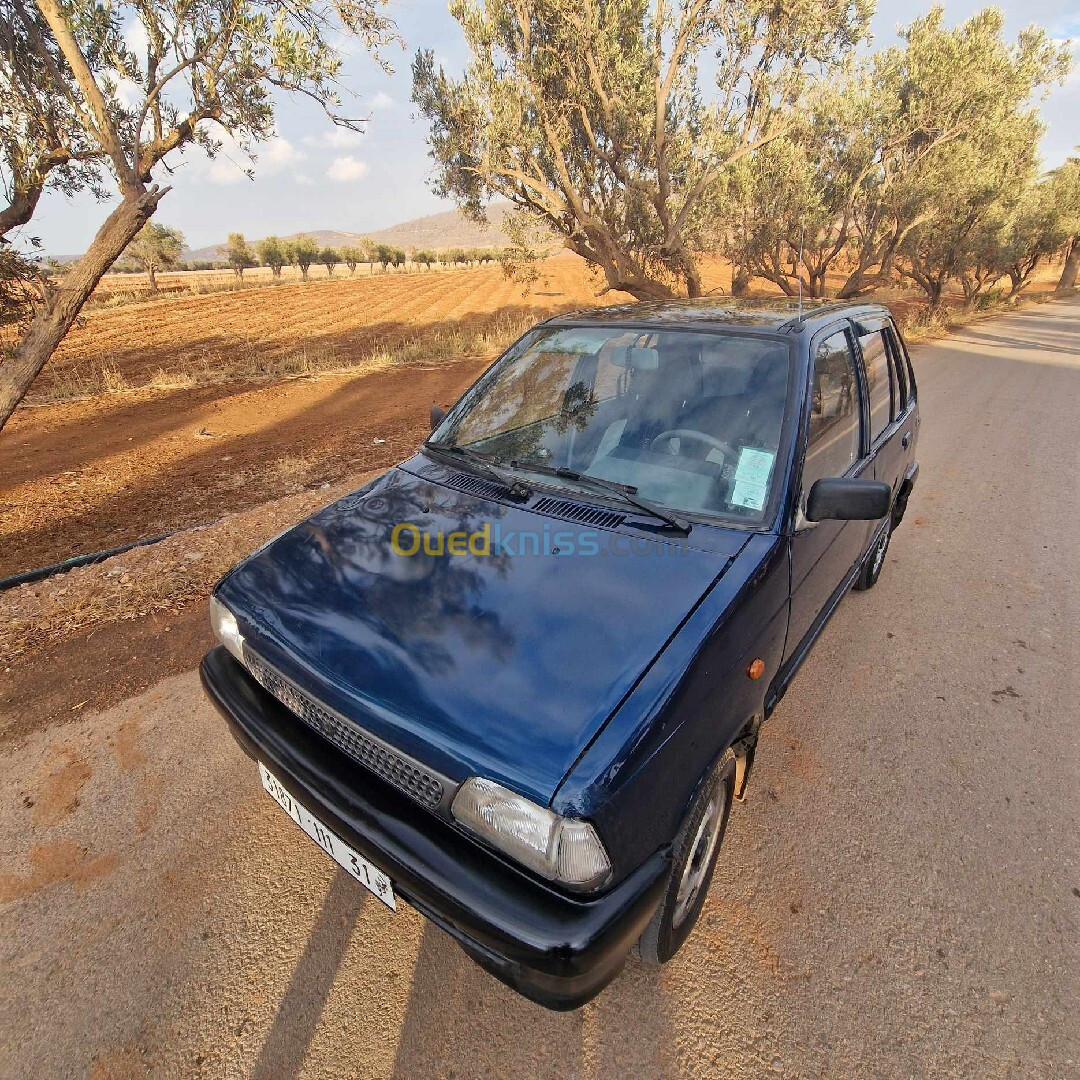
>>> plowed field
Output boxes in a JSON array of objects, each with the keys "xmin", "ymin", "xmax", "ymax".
[{"xmin": 42, "ymin": 253, "xmax": 731, "ymax": 395}]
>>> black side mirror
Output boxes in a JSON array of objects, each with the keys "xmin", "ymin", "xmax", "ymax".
[
  {"xmin": 430, "ymin": 403, "xmax": 446, "ymax": 430},
  {"xmin": 806, "ymin": 478, "xmax": 890, "ymax": 522}
]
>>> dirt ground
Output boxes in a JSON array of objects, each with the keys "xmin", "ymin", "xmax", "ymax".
[
  {"xmin": 0, "ymin": 298, "xmax": 1076, "ymax": 1078},
  {"xmin": 0, "ymin": 362, "xmax": 488, "ymax": 578},
  {"xmin": 0, "ymin": 253, "xmax": 640, "ymax": 579}
]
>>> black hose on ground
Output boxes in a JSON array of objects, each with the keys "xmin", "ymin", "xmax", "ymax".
[{"xmin": 0, "ymin": 532, "xmax": 181, "ymax": 593}]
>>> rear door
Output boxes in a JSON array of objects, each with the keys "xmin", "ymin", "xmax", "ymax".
[
  {"xmin": 786, "ymin": 324, "xmax": 872, "ymax": 656},
  {"xmin": 852, "ymin": 316, "xmax": 905, "ymax": 495},
  {"xmin": 885, "ymin": 318, "xmax": 919, "ymax": 471}
]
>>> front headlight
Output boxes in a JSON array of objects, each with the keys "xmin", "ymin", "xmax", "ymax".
[
  {"xmin": 451, "ymin": 777, "xmax": 611, "ymax": 890},
  {"xmin": 209, "ymin": 595, "xmax": 246, "ymax": 666}
]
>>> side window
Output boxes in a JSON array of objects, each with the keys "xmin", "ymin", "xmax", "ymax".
[
  {"xmin": 884, "ymin": 322, "xmax": 913, "ymax": 409},
  {"xmin": 857, "ymin": 326, "xmax": 893, "ymax": 443},
  {"xmin": 805, "ymin": 329, "xmax": 861, "ymax": 488}
]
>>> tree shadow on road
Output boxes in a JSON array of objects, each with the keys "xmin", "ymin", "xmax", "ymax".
[{"xmin": 251, "ymin": 869, "xmax": 363, "ymax": 1080}]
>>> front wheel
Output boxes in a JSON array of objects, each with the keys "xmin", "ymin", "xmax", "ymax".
[
  {"xmin": 637, "ymin": 749, "xmax": 736, "ymax": 965},
  {"xmin": 854, "ymin": 520, "xmax": 891, "ymax": 591}
]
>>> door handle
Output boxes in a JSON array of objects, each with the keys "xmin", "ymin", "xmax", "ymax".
[{"xmin": 902, "ymin": 431, "xmax": 912, "ymax": 448}]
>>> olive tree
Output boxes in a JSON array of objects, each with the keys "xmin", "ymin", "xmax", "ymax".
[
  {"xmin": 992, "ymin": 180, "xmax": 1072, "ymax": 298},
  {"xmin": 257, "ymin": 235, "xmax": 288, "ymax": 278},
  {"xmin": 124, "ymin": 222, "xmax": 184, "ymax": 292},
  {"xmin": 319, "ymin": 246, "xmax": 341, "ymax": 275},
  {"xmin": 288, "ymin": 236, "xmax": 320, "ymax": 280},
  {"xmin": 413, "ymin": 0, "xmax": 870, "ymax": 301},
  {"xmin": 373, "ymin": 243, "xmax": 395, "ymax": 272},
  {"xmin": 0, "ymin": 0, "xmax": 398, "ymax": 433},
  {"xmin": 724, "ymin": 7, "xmax": 1071, "ymax": 299},
  {"xmin": 226, "ymin": 232, "xmax": 257, "ymax": 280},
  {"xmin": 1051, "ymin": 154, "xmax": 1080, "ymax": 290},
  {"xmin": 339, "ymin": 244, "xmax": 362, "ymax": 273}
]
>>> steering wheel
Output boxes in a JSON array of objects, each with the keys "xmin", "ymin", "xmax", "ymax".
[{"xmin": 651, "ymin": 429, "xmax": 736, "ymax": 462}]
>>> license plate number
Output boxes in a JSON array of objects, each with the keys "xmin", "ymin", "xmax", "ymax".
[{"xmin": 258, "ymin": 762, "xmax": 396, "ymax": 910}]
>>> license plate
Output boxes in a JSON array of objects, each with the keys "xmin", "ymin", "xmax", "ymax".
[{"xmin": 258, "ymin": 762, "xmax": 396, "ymax": 910}]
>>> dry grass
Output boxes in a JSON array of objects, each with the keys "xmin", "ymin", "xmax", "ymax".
[
  {"xmin": 29, "ymin": 308, "xmax": 542, "ymax": 406},
  {"xmin": 86, "ymin": 263, "xmax": 474, "ymax": 311},
  {"xmin": 0, "ymin": 472, "xmax": 375, "ymax": 665},
  {"xmin": 896, "ymin": 284, "xmax": 1071, "ymax": 343}
]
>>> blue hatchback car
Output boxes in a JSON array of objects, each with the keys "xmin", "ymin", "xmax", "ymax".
[{"xmin": 202, "ymin": 298, "xmax": 919, "ymax": 1009}]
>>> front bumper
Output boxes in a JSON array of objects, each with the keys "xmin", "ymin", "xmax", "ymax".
[{"xmin": 200, "ymin": 645, "xmax": 670, "ymax": 1010}]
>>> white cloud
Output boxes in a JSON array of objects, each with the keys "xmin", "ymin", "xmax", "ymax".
[
  {"xmin": 295, "ymin": 173, "xmax": 315, "ymax": 186},
  {"xmin": 327, "ymin": 156, "xmax": 369, "ymax": 183},
  {"xmin": 208, "ymin": 159, "xmax": 249, "ymax": 185},
  {"xmin": 371, "ymin": 91, "xmax": 395, "ymax": 110},
  {"xmin": 112, "ymin": 75, "xmax": 143, "ymax": 109},
  {"xmin": 201, "ymin": 134, "xmax": 304, "ymax": 184},
  {"xmin": 303, "ymin": 128, "xmax": 365, "ymax": 150},
  {"xmin": 261, "ymin": 136, "xmax": 305, "ymax": 169},
  {"xmin": 124, "ymin": 17, "xmax": 149, "ymax": 58}
]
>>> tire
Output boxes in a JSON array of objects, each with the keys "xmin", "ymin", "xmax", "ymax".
[
  {"xmin": 854, "ymin": 519, "xmax": 891, "ymax": 591},
  {"xmin": 637, "ymin": 749, "xmax": 737, "ymax": 965}
]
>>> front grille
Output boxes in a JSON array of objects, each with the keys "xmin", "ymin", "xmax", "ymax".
[{"xmin": 243, "ymin": 650, "xmax": 446, "ymax": 811}]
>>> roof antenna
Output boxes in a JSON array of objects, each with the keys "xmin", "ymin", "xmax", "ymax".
[{"xmin": 797, "ymin": 220, "xmax": 804, "ymax": 321}]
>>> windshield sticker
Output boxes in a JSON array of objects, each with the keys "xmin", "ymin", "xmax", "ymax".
[{"xmin": 731, "ymin": 447, "xmax": 775, "ymax": 511}]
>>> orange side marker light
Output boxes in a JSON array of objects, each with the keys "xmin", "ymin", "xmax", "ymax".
[{"xmin": 747, "ymin": 658, "xmax": 765, "ymax": 680}]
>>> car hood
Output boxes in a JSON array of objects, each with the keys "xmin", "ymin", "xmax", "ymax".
[{"xmin": 217, "ymin": 462, "xmax": 749, "ymax": 804}]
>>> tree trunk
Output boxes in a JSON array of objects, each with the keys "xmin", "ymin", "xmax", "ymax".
[
  {"xmin": 0, "ymin": 187, "xmax": 163, "ymax": 433},
  {"xmin": 146, "ymin": 264, "xmax": 158, "ymax": 293},
  {"xmin": 1057, "ymin": 236, "xmax": 1079, "ymax": 290},
  {"xmin": 731, "ymin": 264, "xmax": 750, "ymax": 297}
]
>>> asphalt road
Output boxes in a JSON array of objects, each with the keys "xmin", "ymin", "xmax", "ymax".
[{"xmin": 1, "ymin": 298, "xmax": 1078, "ymax": 1079}]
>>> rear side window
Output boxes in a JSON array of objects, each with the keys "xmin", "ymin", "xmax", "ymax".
[
  {"xmin": 857, "ymin": 326, "xmax": 893, "ymax": 443},
  {"xmin": 883, "ymin": 322, "xmax": 914, "ymax": 409},
  {"xmin": 805, "ymin": 329, "xmax": 861, "ymax": 486}
]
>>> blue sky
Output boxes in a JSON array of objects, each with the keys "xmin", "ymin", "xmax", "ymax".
[{"xmin": 27, "ymin": 0, "xmax": 1080, "ymax": 257}]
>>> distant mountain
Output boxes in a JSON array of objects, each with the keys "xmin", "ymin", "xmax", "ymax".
[
  {"xmin": 366, "ymin": 205, "xmax": 512, "ymax": 250},
  {"xmin": 180, "ymin": 205, "xmax": 512, "ymax": 263}
]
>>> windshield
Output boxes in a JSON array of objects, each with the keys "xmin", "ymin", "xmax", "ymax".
[{"xmin": 432, "ymin": 326, "xmax": 794, "ymax": 523}]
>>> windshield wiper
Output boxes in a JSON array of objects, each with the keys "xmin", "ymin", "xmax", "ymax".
[
  {"xmin": 512, "ymin": 460, "xmax": 691, "ymax": 535},
  {"xmin": 423, "ymin": 441, "xmax": 532, "ymax": 501}
]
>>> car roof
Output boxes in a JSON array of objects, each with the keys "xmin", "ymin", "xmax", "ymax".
[{"xmin": 543, "ymin": 297, "xmax": 893, "ymax": 335}]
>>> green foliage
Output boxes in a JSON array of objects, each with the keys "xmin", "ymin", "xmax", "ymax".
[
  {"xmin": 339, "ymin": 245, "xmax": 365, "ymax": 273},
  {"xmin": 257, "ymin": 236, "xmax": 288, "ymax": 277},
  {"xmin": 319, "ymin": 246, "xmax": 341, "ymax": 275},
  {"xmin": 412, "ymin": 249, "xmax": 436, "ymax": 269},
  {"xmin": 288, "ymin": 236, "xmax": 320, "ymax": 279},
  {"xmin": 413, "ymin": 0, "xmax": 870, "ymax": 299},
  {"xmin": 125, "ymin": 223, "xmax": 184, "ymax": 291},
  {"xmin": 225, "ymin": 232, "xmax": 257, "ymax": 279},
  {"xmin": 724, "ymin": 6, "xmax": 1072, "ymax": 301},
  {"xmin": 0, "ymin": 242, "xmax": 48, "ymax": 330},
  {"xmin": 372, "ymin": 243, "xmax": 405, "ymax": 270}
]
